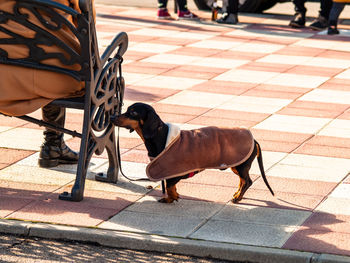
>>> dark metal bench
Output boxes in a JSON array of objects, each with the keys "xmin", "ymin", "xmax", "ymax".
[{"xmin": 0, "ymin": 0, "xmax": 128, "ymax": 201}]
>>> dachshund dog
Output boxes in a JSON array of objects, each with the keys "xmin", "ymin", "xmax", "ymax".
[{"xmin": 112, "ymin": 102, "xmax": 274, "ymax": 204}]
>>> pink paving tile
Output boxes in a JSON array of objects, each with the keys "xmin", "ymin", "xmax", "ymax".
[
  {"xmin": 339, "ymin": 110, "xmax": 350, "ymax": 120},
  {"xmin": 0, "ymin": 181, "xmax": 58, "ymax": 199},
  {"xmin": 214, "ymin": 50, "xmax": 265, "ymax": 61},
  {"xmin": 158, "ymin": 112, "xmax": 196, "ymax": 123},
  {"xmin": 319, "ymin": 78, "xmax": 350, "ymax": 91},
  {"xmin": 127, "ymin": 34, "xmax": 156, "ymax": 43},
  {"xmin": 302, "ymin": 212, "xmax": 350, "ymax": 234},
  {"xmin": 149, "ymin": 183, "xmax": 234, "ymax": 203},
  {"xmin": 123, "ymin": 51, "xmax": 155, "ymax": 61},
  {"xmin": 95, "ymin": 24, "xmax": 139, "ymax": 33},
  {"xmin": 257, "ymin": 140, "xmax": 302, "ymax": 153},
  {"xmin": 121, "ymin": 149, "xmax": 150, "ymax": 164},
  {"xmin": 170, "ymin": 65, "xmax": 227, "ymax": 75},
  {"xmin": 124, "ymin": 86, "xmax": 179, "ymax": 102},
  {"xmin": 286, "ymin": 65, "xmax": 343, "ymax": 77},
  {"xmin": 275, "ymin": 46, "xmax": 325, "ymax": 57},
  {"xmin": 0, "ymin": 148, "xmax": 35, "ymax": 165},
  {"xmin": 251, "ymin": 129, "xmax": 312, "ymax": 145},
  {"xmin": 8, "ymin": 191, "xmax": 138, "ymax": 226},
  {"xmin": 0, "ymin": 164, "xmax": 7, "ymax": 170},
  {"xmin": 283, "ymin": 228, "xmax": 350, "ymax": 256},
  {"xmin": 250, "ymin": 129, "xmax": 312, "ymax": 152},
  {"xmin": 169, "ymin": 47, "xmax": 222, "ymax": 57},
  {"xmin": 203, "ymin": 109, "xmax": 269, "ymax": 122},
  {"xmin": 153, "ymin": 103, "xmax": 208, "ymax": 116},
  {"xmin": 0, "ymin": 196, "xmax": 35, "ymax": 218},
  {"xmin": 123, "ymin": 62, "xmax": 171, "ymax": 75},
  {"xmin": 148, "ymin": 37, "xmax": 198, "ymax": 46},
  {"xmin": 188, "ymin": 116, "xmax": 256, "ymax": 128},
  {"xmin": 161, "ymin": 68, "xmax": 220, "ymax": 80},
  {"xmin": 277, "ymin": 107, "xmax": 341, "ymax": 119},
  {"xmin": 296, "ymin": 143, "xmax": 350, "ymax": 159},
  {"xmin": 237, "ymin": 62, "xmax": 294, "ymax": 73},
  {"xmin": 254, "ymin": 83, "xmax": 311, "ymax": 95},
  {"xmin": 284, "ymin": 100, "xmax": 348, "ymax": 112},
  {"xmin": 0, "ymin": 115, "xmax": 27, "ymax": 127},
  {"xmin": 252, "ymin": 177, "xmax": 337, "ymax": 197},
  {"xmin": 183, "ymin": 169, "xmax": 260, "ymax": 187},
  {"xmin": 318, "ymin": 50, "xmax": 350, "ymax": 60},
  {"xmin": 190, "ymin": 80, "xmax": 256, "ymax": 95},
  {"xmin": 243, "ymin": 87, "xmax": 302, "ymax": 100}
]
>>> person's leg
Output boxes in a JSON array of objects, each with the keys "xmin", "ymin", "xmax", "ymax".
[
  {"xmin": 320, "ymin": 0, "xmax": 333, "ymax": 19},
  {"xmin": 309, "ymin": 0, "xmax": 333, "ymax": 30},
  {"xmin": 289, "ymin": 0, "xmax": 306, "ymax": 28},
  {"xmin": 177, "ymin": 0, "xmax": 199, "ymax": 20},
  {"xmin": 157, "ymin": 0, "xmax": 168, "ymax": 9},
  {"xmin": 39, "ymin": 105, "xmax": 78, "ymax": 168},
  {"xmin": 216, "ymin": 0, "xmax": 239, "ymax": 24},
  {"xmin": 328, "ymin": 2, "xmax": 345, "ymax": 35}
]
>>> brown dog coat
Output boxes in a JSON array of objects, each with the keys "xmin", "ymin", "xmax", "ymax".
[{"xmin": 146, "ymin": 124, "xmax": 255, "ymax": 181}]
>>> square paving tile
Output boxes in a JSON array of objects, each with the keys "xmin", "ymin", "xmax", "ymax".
[{"xmin": 159, "ymin": 90, "xmax": 233, "ymax": 108}]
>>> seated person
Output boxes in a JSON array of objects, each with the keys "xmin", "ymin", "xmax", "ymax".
[{"xmin": 0, "ymin": 0, "xmax": 95, "ymax": 167}]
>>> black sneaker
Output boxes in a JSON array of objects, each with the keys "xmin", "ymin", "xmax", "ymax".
[
  {"xmin": 289, "ymin": 12, "xmax": 305, "ymax": 28},
  {"xmin": 328, "ymin": 25, "xmax": 339, "ymax": 35},
  {"xmin": 309, "ymin": 15, "xmax": 328, "ymax": 31},
  {"xmin": 216, "ymin": 13, "xmax": 238, "ymax": 24}
]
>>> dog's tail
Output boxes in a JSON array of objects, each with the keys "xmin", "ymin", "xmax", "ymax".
[{"xmin": 256, "ymin": 141, "xmax": 274, "ymax": 196}]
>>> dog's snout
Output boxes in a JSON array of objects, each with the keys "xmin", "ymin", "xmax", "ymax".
[{"xmin": 110, "ymin": 115, "xmax": 121, "ymax": 125}]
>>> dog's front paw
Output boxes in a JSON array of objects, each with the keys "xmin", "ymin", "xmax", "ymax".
[{"xmin": 158, "ymin": 197, "xmax": 177, "ymax": 203}]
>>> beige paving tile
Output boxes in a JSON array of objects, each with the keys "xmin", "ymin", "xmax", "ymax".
[
  {"xmin": 0, "ymin": 126, "xmax": 12, "ymax": 133},
  {"xmin": 214, "ymin": 69, "xmax": 279, "ymax": 84},
  {"xmin": 171, "ymin": 31, "xmax": 214, "ymax": 40},
  {"xmin": 159, "ymin": 90, "xmax": 234, "ymax": 108},
  {"xmin": 230, "ymin": 42, "xmax": 285, "ymax": 53},
  {"xmin": 329, "ymin": 183, "xmax": 350, "ymax": 199},
  {"xmin": 316, "ymin": 197, "xmax": 350, "ymax": 215},
  {"xmin": 254, "ymin": 115, "xmax": 331, "ymax": 134},
  {"xmin": 250, "ymin": 151, "xmax": 287, "ymax": 175},
  {"xmin": 132, "ymin": 75, "xmax": 205, "ymax": 90},
  {"xmin": 265, "ymin": 73, "xmax": 329, "ymax": 89},
  {"xmin": 128, "ymin": 43, "xmax": 180, "ymax": 53},
  {"xmin": 188, "ymin": 39, "xmax": 244, "ymax": 50},
  {"xmin": 129, "ymin": 28, "xmax": 180, "ymax": 37},
  {"xmin": 295, "ymin": 39, "xmax": 350, "ymax": 52},
  {"xmin": 335, "ymin": 68, "xmax": 350, "ymax": 79},
  {"xmin": 0, "ymin": 165, "xmax": 75, "ymax": 185},
  {"xmin": 123, "ymin": 72, "xmax": 154, "ymax": 85},
  {"xmin": 218, "ymin": 96, "xmax": 292, "ymax": 114},
  {"xmin": 299, "ymin": 89, "xmax": 350, "ymax": 105},
  {"xmin": 189, "ymin": 57, "xmax": 249, "ymax": 69},
  {"xmin": 0, "ymin": 127, "xmax": 71, "ymax": 151},
  {"xmin": 257, "ymin": 54, "xmax": 312, "ymax": 65},
  {"xmin": 141, "ymin": 54, "xmax": 201, "ymax": 65},
  {"xmin": 318, "ymin": 119, "xmax": 350, "ymax": 139},
  {"xmin": 226, "ymin": 29, "xmax": 312, "ymax": 40}
]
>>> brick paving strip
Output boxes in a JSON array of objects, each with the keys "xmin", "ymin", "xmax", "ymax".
[{"xmin": 0, "ymin": 3, "xmax": 350, "ymax": 262}]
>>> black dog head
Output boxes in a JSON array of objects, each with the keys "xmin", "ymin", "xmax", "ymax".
[{"xmin": 111, "ymin": 102, "xmax": 163, "ymax": 140}]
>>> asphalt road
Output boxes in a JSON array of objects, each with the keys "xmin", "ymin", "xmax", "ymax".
[{"xmin": 0, "ymin": 234, "xmax": 245, "ymax": 263}]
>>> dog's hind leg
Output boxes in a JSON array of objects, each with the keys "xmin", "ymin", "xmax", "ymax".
[{"xmin": 231, "ymin": 145, "xmax": 257, "ymax": 203}]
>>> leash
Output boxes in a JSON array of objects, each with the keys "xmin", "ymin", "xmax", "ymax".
[{"xmin": 116, "ymin": 128, "xmax": 166, "ymax": 194}]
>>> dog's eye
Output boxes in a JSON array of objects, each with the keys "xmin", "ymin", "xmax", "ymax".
[{"xmin": 130, "ymin": 111, "xmax": 138, "ymax": 117}]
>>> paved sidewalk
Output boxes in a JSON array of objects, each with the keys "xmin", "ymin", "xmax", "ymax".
[{"xmin": 1, "ymin": 3, "xmax": 350, "ymax": 262}]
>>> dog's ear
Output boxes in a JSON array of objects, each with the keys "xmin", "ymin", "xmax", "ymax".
[{"xmin": 142, "ymin": 110, "xmax": 161, "ymax": 139}]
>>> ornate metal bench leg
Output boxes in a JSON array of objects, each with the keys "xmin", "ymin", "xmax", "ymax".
[
  {"xmin": 59, "ymin": 131, "xmax": 91, "ymax": 202},
  {"xmin": 95, "ymin": 128, "xmax": 118, "ymax": 183}
]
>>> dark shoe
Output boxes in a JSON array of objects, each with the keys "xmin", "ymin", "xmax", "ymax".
[
  {"xmin": 39, "ymin": 133, "xmax": 79, "ymax": 168},
  {"xmin": 216, "ymin": 13, "xmax": 238, "ymax": 24},
  {"xmin": 289, "ymin": 12, "xmax": 305, "ymax": 28},
  {"xmin": 328, "ymin": 25, "xmax": 339, "ymax": 35},
  {"xmin": 309, "ymin": 15, "xmax": 328, "ymax": 31},
  {"xmin": 39, "ymin": 105, "xmax": 79, "ymax": 168}
]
